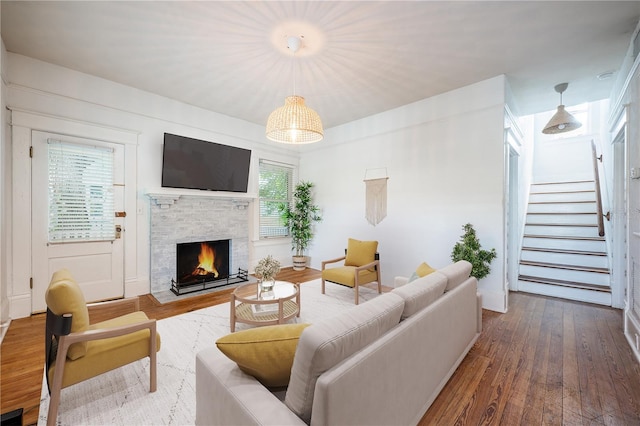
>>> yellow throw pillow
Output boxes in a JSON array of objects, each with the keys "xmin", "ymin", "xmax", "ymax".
[
  {"xmin": 408, "ymin": 262, "xmax": 436, "ymax": 283},
  {"xmin": 416, "ymin": 262, "xmax": 436, "ymax": 277},
  {"xmin": 216, "ymin": 323, "xmax": 310, "ymax": 388},
  {"xmin": 344, "ymin": 239, "xmax": 378, "ymax": 267},
  {"xmin": 45, "ymin": 269, "xmax": 90, "ymax": 360}
]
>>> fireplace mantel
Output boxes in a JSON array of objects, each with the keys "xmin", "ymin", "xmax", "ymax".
[{"xmin": 146, "ymin": 188, "xmax": 256, "ymax": 209}]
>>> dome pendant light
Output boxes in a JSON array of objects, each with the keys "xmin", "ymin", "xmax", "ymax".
[
  {"xmin": 542, "ymin": 82, "xmax": 582, "ymax": 134},
  {"xmin": 266, "ymin": 36, "xmax": 323, "ymax": 144}
]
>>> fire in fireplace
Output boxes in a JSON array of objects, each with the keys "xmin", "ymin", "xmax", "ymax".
[
  {"xmin": 172, "ymin": 239, "xmax": 248, "ymax": 295},
  {"xmin": 177, "ymin": 239, "xmax": 230, "ymax": 285}
]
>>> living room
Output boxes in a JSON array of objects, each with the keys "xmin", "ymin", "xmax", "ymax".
[{"xmin": 2, "ymin": 1, "xmax": 640, "ymax": 425}]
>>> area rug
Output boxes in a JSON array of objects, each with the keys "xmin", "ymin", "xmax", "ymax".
[{"xmin": 38, "ymin": 279, "xmax": 381, "ymax": 425}]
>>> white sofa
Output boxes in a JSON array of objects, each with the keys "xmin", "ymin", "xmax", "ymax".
[{"xmin": 196, "ymin": 260, "xmax": 482, "ymax": 425}]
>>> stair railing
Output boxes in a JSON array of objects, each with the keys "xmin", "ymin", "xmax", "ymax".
[{"xmin": 591, "ymin": 140, "xmax": 610, "ymax": 237}]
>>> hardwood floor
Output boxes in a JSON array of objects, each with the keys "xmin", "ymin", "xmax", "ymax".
[{"xmin": 2, "ymin": 268, "xmax": 640, "ymax": 425}]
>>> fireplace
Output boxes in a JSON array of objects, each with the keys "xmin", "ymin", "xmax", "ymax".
[
  {"xmin": 171, "ymin": 239, "xmax": 248, "ymax": 295},
  {"xmin": 148, "ymin": 195, "xmax": 251, "ymax": 296}
]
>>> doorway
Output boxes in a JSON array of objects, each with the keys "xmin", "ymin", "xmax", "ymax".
[{"xmin": 31, "ymin": 131, "xmax": 125, "ymax": 313}]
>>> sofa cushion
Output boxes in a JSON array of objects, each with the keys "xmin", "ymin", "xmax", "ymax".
[
  {"xmin": 285, "ymin": 292, "xmax": 404, "ymax": 423},
  {"xmin": 439, "ymin": 260, "xmax": 473, "ymax": 291},
  {"xmin": 344, "ymin": 238, "xmax": 378, "ymax": 267},
  {"xmin": 392, "ymin": 271, "xmax": 447, "ymax": 319},
  {"xmin": 215, "ymin": 323, "xmax": 310, "ymax": 388},
  {"xmin": 45, "ymin": 269, "xmax": 90, "ymax": 360}
]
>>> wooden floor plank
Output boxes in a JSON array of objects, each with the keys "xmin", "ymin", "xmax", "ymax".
[
  {"xmin": 3, "ymin": 271, "xmax": 640, "ymax": 426},
  {"xmin": 522, "ymin": 299, "xmax": 553, "ymax": 425},
  {"xmin": 497, "ymin": 295, "xmax": 545, "ymax": 424},
  {"xmin": 562, "ymin": 299, "xmax": 585, "ymax": 425},
  {"xmin": 574, "ymin": 302, "xmax": 607, "ymax": 422},
  {"xmin": 541, "ymin": 299, "xmax": 564, "ymax": 425}
]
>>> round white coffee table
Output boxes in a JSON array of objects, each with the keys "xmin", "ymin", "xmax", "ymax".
[{"xmin": 230, "ymin": 280, "xmax": 300, "ymax": 332}]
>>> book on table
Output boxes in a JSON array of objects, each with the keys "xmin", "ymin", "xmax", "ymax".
[{"xmin": 251, "ymin": 302, "xmax": 278, "ymax": 317}]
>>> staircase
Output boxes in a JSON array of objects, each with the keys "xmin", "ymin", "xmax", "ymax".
[{"xmin": 518, "ymin": 180, "xmax": 612, "ymax": 305}]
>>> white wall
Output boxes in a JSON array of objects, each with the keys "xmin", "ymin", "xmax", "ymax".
[
  {"xmin": 300, "ymin": 76, "xmax": 509, "ymax": 312},
  {"xmin": 5, "ymin": 53, "xmax": 300, "ymax": 318},
  {"xmin": 3, "ymin": 52, "xmax": 511, "ymax": 317}
]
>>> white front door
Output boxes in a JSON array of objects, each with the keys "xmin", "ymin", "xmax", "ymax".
[{"xmin": 31, "ymin": 131, "xmax": 125, "ymax": 313}]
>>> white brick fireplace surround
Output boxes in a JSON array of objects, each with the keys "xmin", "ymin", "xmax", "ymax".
[{"xmin": 147, "ymin": 193, "xmax": 251, "ymax": 295}]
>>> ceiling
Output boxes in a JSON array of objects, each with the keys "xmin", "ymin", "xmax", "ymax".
[{"xmin": 2, "ymin": 1, "xmax": 640, "ymax": 130}]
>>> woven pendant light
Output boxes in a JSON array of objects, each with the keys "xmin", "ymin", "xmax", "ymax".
[
  {"xmin": 266, "ymin": 95, "xmax": 323, "ymax": 144},
  {"xmin": 266, "ymin": 36, "xmax": 323, "ymax": 144},
  {"xmin": 542, "ymin": 83, "xmax": 582, "ymax": 134}
]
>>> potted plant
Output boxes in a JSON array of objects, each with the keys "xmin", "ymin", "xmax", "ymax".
[
  {"xmin": 280, "ymin": 181, "xmax": 322, "ymax": 270},
  {"xmin": 254, "ymin": 255, "xmax": 281, "ymax": 291},
  {"xmin": 451, "ymin": 223, "xmax": 497, "ymax": 280}
]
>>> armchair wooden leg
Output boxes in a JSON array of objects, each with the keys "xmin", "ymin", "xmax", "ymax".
[
  {"xmin": 354, "ymin": 277, "xmax": 359, "ymax": 305},
  {"xmin": 47, "ymin": 338, "xmax": 70, "ymax": 426},
  {"xmin": 321, "ymin": 278, "xmax": 326, "ymax": 294},
  {"xmin": 47, "ymin": 381, "xmax": 62, "ymax": 426},
  {"xmin": 149, "ymin": 324, "xmax": 157, "ymax": 393}
]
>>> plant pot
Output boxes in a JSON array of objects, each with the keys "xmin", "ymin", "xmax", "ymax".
[{"xmin": 292, "ymin": 255, "xmax": 307, "ymax": 271}]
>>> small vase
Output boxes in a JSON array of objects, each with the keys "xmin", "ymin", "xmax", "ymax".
[{"xmin": 260, "ymin": 278, "xmax": 275, "ymax": 292}]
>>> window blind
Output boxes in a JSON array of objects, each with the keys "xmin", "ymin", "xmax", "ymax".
[
  {"xmin": 48, "ymin": 140, "xmax": 115, "ymax": 242},
  {"xmin": 259, "ymin": 160, "xmax": 294, "ymax": 238}
]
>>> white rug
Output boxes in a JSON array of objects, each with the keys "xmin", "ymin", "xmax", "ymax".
[{"xmin": 38, "ymin": 279, "xmax": 381, "ymax": 425}]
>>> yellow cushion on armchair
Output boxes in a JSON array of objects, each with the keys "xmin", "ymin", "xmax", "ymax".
[
  {"xmin": 45, "ymin": 269, "xmax": 90, "ymax": 360},
  {"xmin": 344, "ymin": 239, "xmax": 378, "ymax": 266},
  {"xmin": 322, "ymin": 267, "xmax": 379, "ymax": 288}
]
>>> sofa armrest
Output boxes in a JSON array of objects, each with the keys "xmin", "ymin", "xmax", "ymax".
[
  {"xmin": 196, "ymin": 347, "xmax": 305, "ymax": 426},
  {"xmin": 394, "ymin": 276, "xmax": 409, "ymax": 288}
]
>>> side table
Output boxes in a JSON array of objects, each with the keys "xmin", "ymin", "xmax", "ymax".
[{"xmin": 230, "ymin": 281, "xmax": 300, "ymax": 332}]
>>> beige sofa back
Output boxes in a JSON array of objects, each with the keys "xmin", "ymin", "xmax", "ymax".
[
  {"xmin": 310, "ymin": 276, "xmax": 479, "ymax": 426},
  {"xmin": 285, "ymin": 292, "xmax": 405, "ymax": 423}
]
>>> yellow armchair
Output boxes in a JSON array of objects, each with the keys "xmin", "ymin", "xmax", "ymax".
[
  {"xmin": 321, "ymin": 239, "xmax": 382, "ymax": 304},
  {"xmin": 44, "ymin": 269, "xmax": 161, "ymax": 426}
]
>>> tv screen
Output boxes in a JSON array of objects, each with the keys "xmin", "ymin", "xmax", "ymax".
[{"xmin": 161, "ymin": 133, "xmax": 251, "ymax": 192}]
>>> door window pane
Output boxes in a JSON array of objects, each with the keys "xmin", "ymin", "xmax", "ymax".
[{"xmin": 48, "ymin": 139, "xmax": 115, "ymax": 242}]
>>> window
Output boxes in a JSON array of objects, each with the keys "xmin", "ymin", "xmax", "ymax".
[
  {"xmin": 48, "ymin": 139, "xmax": 115, "ymax": 242},
  {"xmin": 259, "ymin": 160, "xmax": 294, "ymax": 238}
]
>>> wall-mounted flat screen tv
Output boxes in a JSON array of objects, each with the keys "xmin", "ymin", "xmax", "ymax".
[{"xmin": 161, "ymin": 133, "xmax": 251, "ymax": 193}]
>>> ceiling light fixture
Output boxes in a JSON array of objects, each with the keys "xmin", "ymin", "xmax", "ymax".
[
  {"xmin": 542, "ymin": 82, "xmax": 582, "ymax": 134},
  {"xmin": 266, "ymin": 36, "xmax": 323, "ymax": 144}
]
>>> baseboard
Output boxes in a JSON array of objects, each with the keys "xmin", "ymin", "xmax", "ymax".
[
  {"xmin": 125, "ymin": 276, "xmax": 150, "ymax": 298},
  {"xmin": 480, "ymin": 289, "xmax": 507, "ymax": 313},
  {"xmin": 9, "ymin": 294, "xmax": 32, "ymax": 319},
  {"xmin": 0, "ymin": 320, "xmax": 10, "ymax": 344}
]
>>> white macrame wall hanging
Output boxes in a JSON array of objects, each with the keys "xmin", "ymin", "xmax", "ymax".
[{"xmin": 364, "ymin": 168, "xmax": 389, "ymax": 226}]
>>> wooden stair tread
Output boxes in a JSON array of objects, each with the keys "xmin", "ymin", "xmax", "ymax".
[
  {"xmin": 525, "ymin": 223, "xmax": 598, "ymax": 227},
  {"xmin": 518, "ymin": 275, "xmax": 611, "ymax": 293},
  {"xmin": 523, "ymin": 234, "xmax": 605, "ymax": 241},
  {"xmin": 530, "ymin": 190, "xmax": 595, "ymax": 195},
  {"xmin": 521, "ymin": 246, "xmax": 607, "ymax": 256},
  {"xmin": 529, "ymin": 200, "xmax": 596, "ymax": 204},
  {"xmin": 527, "ymin": 212, "xmax": 596, "ymax": 215},
  {"xmin": 520, "ymin": 260, "xmax": 609, "ymax": 274},
  {"xmin": 532, "ymin": 180, "xmax": 594, "ymax": 185}
]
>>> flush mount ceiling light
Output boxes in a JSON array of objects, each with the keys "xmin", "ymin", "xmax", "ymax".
[
  {"xmin": 542, "ymin": 82, "xmax": 582, "ymax": 134},
  {"xmin": 266, "ymin": 36, "xmax": 323, "ymax": 144}
]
